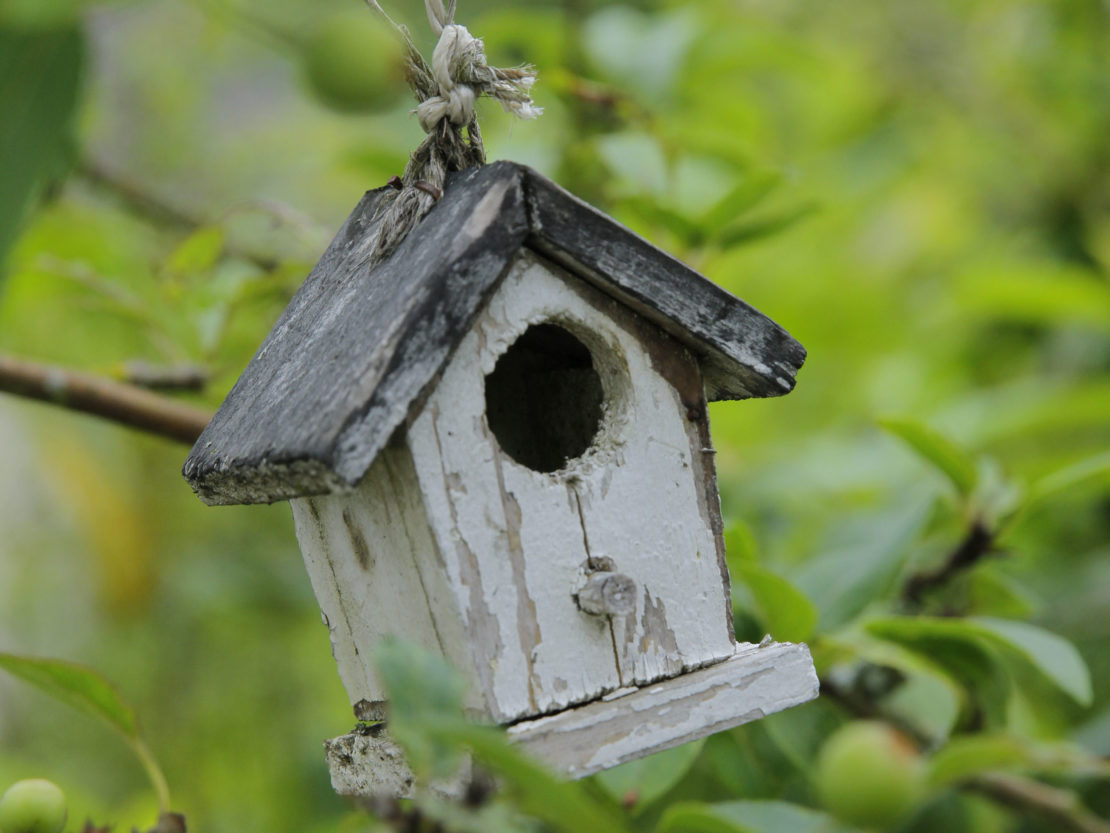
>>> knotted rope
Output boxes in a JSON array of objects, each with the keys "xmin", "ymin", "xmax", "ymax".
[{"xmin": 364, "ymin": 0, "xmax": 542, "ymax": 263}]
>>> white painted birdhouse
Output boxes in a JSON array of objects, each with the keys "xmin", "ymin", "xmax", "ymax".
[{"xmin": 184, "ymin": 162, "xmax": 819, "ymax": 796}]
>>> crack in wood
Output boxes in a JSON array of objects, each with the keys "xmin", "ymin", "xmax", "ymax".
[
  {"xmin": 505, "ymin": 643, "xmax": 818, "ymax": 778},
  {"xmin": 341, "ymin": 507, "xmax": 374, "ymax": 572},
  {"xmin": 382, "ymin": 453, "xmax": 450, "ymax": 661},
  {"xmin": 305, "ymin": 497, "xmax": 376, "ymax": 686},
  {"xmin": 622, "ymin": 303, "xmax": 736, "ymax": 644},
  {"xmin": 429, "ymin": 404, "xmax": 504, "ymax": 712},
  {"xmin": 492, "ymin": 447, "xmax": 543, "ymax": 713},
  {"xmin": 572, "ymin": 484, "xmax": 625, "ymax": 686},
  {"xmin": 688, "ymin": 413, "xmax": 733, "ymax": 642},
  {"xmin": 571, "ymin": 487, "xmax": 599, "ymax": 571}
]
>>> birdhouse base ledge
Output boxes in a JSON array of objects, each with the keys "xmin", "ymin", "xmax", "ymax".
[{"xmin": 325, "ymin": 640, "xmax": 818, "ymax": 797}]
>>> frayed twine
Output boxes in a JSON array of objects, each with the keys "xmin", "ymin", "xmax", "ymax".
[{"xmin": 363, "ymin": 0, "xmax": 542, "ymax": 264}]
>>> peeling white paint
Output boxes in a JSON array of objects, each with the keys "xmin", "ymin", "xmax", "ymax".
[
  {"xmin": 292, "ymin": 249, "xmax": 817, "ymax": 784},
  {"xmin": 509, "ymin": 641, "xmax": 819, "ymax": 778},
  {"xmin": 408, "ymin": 251, "xmax": 734, "ymax": 723},
  {"xmin": 291, "ymin": 444, "xmax": 482, "ymax": 712}
]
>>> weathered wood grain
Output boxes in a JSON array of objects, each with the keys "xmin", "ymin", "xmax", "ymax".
[
  {"xmin": 508, "ymin": 641, "xmax": 819, "ymax": 778},
  {"xmin": 323, "ymin": 641, "xmax": 819, "ymax": 795},
  {"xmin": 406, "ymin": 295, "xmax": 622, "ymax": 721},
  {"xmin": 326, "ymin": 730, "xmax": 470, "ymax": 800},
  {"xmin": 521, "ymin": 169, "xmax": 806, "ymax": 402},
  {"xmin": 290, "ymin": 442, "xmax": 484, "ymax": 713},
  {"xmin": 326, "ymin": 731, "xmax": 419, "ymax": 799},
  {"xmin": 184, "ymin": 163, "xmax": 530, "ymax": 505},
  {"xmin": 183, "ymin": 161, "xmax": 805, "ymax": 506},
  {"xmin": 407, "ymin": 251, "xmax": 735, "ymax": 723}
]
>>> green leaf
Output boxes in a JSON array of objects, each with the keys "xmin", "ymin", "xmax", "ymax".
[
  {"xmin": 619, "ymin": 195, "xmax": 703, "ymax": 248},
  {"xmin": 954, "ymin": 261, "xmax": 1110, "ymax": 331},
  {"xmin": 373, "ymin": 639, "xmax": 467, "ymax": 778},
  {"xmin": 700, "ymin": 170, "xmax": 783, "ymax": 235},
  {"xmin": 415, "ymin": 793, "xmax": 538, "ymax": 833},
  {"xmin": 712, "ymin": 202, "xmax": 819, "ymax": 248},
  {"xmin": 735, "ymin": 563, "xmax": 818, "ymax": 643},
  {"xmin": 596, "ymin": 132, "xmax": 668, "ymax": 196},
  {"xmin": 583, "ymin": 6, "xmax": 696, "ymax": 97},
  {"xmin": 863, "ymin": 618, "xmax": 1013, "ymax": 728},
  {"xmin": 723, "ymin": 521, "xmax": 759, "ymax": 566},
  {"xmin": 928, "ymin": 734, "xmax": 1108, "ymax": 786},
  {"xmin": 0, "ymin": 25, "xmax": 85, "ymax": 274},
  {"xmin": 963, "ymin": 569, "xmax": 1036, "ymax": 619},
  {"xmin": 658, "ymin": 802, "xmax": 758, "ymax": 833},
  {"xmin": 165, "ymin": 226, "xmax": 225, "ymax": 278},
  {"xmin": 1025, "ymin": 450, "xmax": 1110, "ymax": 510},
  {"xmin": 928, "ymin": 734, "xmax": 1033, "ymax": 787},
  {"xmin": 0, "ymin": 651, "xmax": 171, "ymax": 810},
  {"xmin": 797, "ymin": 494, "xmax": 933, "ymax": 630},
  {"xmin": 660, "ymin": 800, "xmax": 863, "ymax": 833},
  {"xmin": 425, "ymin": 721, "xmax": 631, "ymax": 833},
  {"xmin": 0, "ymin": 0, "xmax": 123, "ymax": 27},
  {"xmin": 0, "ymin": 651, "xmax": 139, "ymax": 737},
  {"xmin": 700, "ymin": 729, "xmax": 787, "ymax": 797},
  {"xmin": 972, "ymin": 617, "xmax": 1092, "ymax": 707},
  {"xmin": 884, "ymin": 672, "xmax": 963, "ymax": 742},
  {"xmin": 878, "ymin": 416, "xmax": 979, "ymax": 498},
  {"xmin": 758, "ymin": 701, "xmax": 842, "ymax": 778},
  {"xmin": 867, "ymin": 616, "xmax": 1092, "ymax": 709},
  {"xmin": 374, "ymin": 641, "xmax": 628, "ymax": 833},
  {"xmin": 373, "ymin": 640, "xmax": 466, "ymax": 724},
  {"xmin": 1075, "ymin": 708, "xmax": 1110, "ymax": 760},
  {"xmin": 973, "ymin": 457, "xmax": 1024, "ymax": 527},
  {"xmin": 594, "ymin": 739, "xmax": 704, "ymax": 811},
  {"xmin": 821, "ymin": 629, "xmax": 965, "ymax": 739}
]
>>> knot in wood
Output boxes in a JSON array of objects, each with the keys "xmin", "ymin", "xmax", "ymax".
[{"xmin": 575, "ymin": 571, "xmax": 636, "ymax": 617}]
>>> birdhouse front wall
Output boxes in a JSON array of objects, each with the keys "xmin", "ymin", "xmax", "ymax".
[{"xmin": 406, "ymin": 250, "xmax": 736, "ymax": 724}]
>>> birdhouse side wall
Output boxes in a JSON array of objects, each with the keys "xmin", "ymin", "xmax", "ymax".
[
  {"xmin": 290, "ymin": 442, "xmax": 485, "ymax": 717},
  {"xmin": 406, "ymin": 250, "xmax": 735, "ymax": 724}
]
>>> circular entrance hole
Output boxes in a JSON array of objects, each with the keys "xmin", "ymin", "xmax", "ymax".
[{"xmin": 484, "ymin": 323, "xmax": 605, "ymax": 473}]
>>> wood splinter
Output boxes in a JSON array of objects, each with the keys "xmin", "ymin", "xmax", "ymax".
[{"xmin": 575, "ymin": 572, "xmax": 636, "ymax": 617}]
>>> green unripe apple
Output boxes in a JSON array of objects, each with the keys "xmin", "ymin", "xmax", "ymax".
[
  {"xmin": 302, "ymin": 10, "xmax": 405, "ymax": 113},
  {"xmin": 815, "ymin": 721, "xmax": 926, "ymax": 829},
  {"xmin": 0, "ymin": 779, "xmax": 67, "ymax": 833}
]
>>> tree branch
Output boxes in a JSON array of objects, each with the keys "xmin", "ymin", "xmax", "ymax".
[
  {"xmin": 76, "ymin": 158, "xmax": 281, "ymax": 272},
  {"xmin": 121, "ymin": 360, "xmax": 211, "ymax": 392},
  {"xmin": 819, "ymin": 676, "xmax": 934, "ymax": 748},
  {"xmin": 902, "ymin": 519, "xmax": 996, "ymax": 607},
  {"xmin": 968, "ymin": 773, "xmax": 1110, "ymax": 833},
  {"xmin": 0, "ymin": 354, "xmax": 212, "ymax": 445}
]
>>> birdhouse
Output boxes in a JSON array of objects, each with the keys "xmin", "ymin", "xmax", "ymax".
[{"xmin": 183, "ymin": 161, "xmax": 819, "ymax": 796}]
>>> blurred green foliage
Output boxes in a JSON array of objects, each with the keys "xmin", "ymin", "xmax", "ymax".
[{"xmin": 1, "ymin": 0, "xmax": 1108, "ymax": 831}]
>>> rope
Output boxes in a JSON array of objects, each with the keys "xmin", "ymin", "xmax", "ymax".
[{"xmin": 363, "ymin": 0, "xmax": 541, "ymax": 264}]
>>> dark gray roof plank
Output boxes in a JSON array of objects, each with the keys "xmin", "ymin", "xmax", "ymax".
[
  {"xmin": 184, "ymin": 163, "xmax": 528, "ymax": 505},
  {"xmin": 520, "ymin": 169, "xmax": 805, "ymax": 401},
  {"xmin": 183, "ymin": 161, "xmax": 805, "ymax": 506}
]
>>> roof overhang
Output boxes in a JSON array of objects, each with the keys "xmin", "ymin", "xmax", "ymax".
[{"xmin": 183, "ymin": 162, "xmax": 805, "ymax": 506}]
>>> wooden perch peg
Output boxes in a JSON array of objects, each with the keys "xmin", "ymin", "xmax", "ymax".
[{"xmin": 576, "ymin": 572, "xmax": 637, "ymax": 616}]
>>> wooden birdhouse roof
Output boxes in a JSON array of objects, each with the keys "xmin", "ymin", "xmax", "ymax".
[{"xmin": 183, "ymin": 162, "xmax": 805, "ymax": 506}]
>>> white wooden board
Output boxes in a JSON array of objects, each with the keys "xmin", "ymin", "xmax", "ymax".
[
  {"xmin": 324, "ymin": 641, "xmax": 820, "ymax": 794},
  {"xmin": 509, "ymin": 641, "xmax": 819, "ymax": 778},
  {"xmin": 408, "ymin": 250, "xmax": 735, "ymax": 723},
  {"xmin": 291, "ymin": 444, "xmax": 481, "ymax": 713}
]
